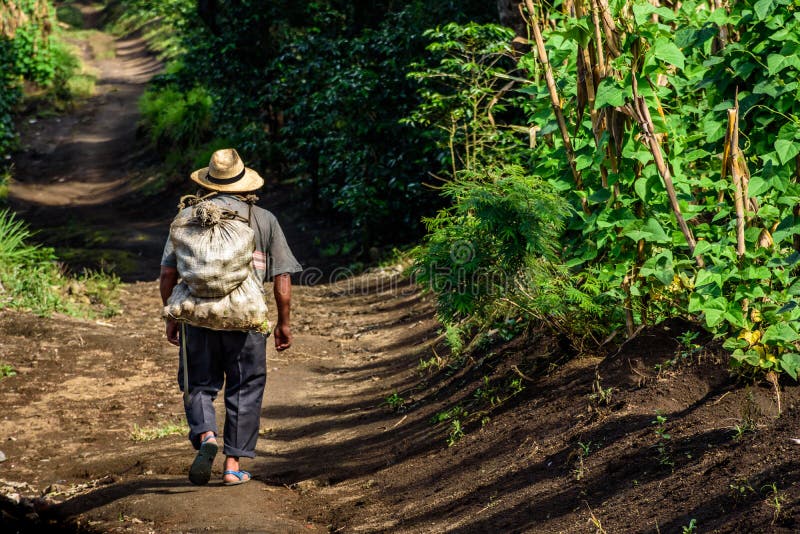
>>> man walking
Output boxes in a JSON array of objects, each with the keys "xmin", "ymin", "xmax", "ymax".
[{"xmin": 159, "ymin": 148, "xmax": 302, "ymax": 485}]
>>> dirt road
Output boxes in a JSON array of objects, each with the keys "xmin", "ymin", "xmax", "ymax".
[{"xmin": 1, "ymin": 9, "xmax": 437, "ymax": 532}]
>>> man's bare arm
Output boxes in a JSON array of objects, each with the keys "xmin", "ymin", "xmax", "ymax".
[{"xmin": 273, "ymin": 273, "xmax": 292, "ymax": 351}]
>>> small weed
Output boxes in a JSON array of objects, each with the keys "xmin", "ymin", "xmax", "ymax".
[
  {"xmin": 729, "ymin": 477, "xmax": 755, "ymax": 502},
  {"xmin": 447, "ymin": 419, "xmax": 464, "ymax": 446},
  {"xmin": 433, "ymin": 405, "xmax": 468, "ymax": 446},
  {"xmin": 131, "ymin": 420, "xmax": 188, "ymax": 442},
  {"xmin": 585, "ymin": 502, "xmax": 607, "ymax": 534},
  {"xmin": 651, "ymin": 411, "xmax": 673, "ymax": 469},
  {"xmin": 573, "ymin": 441, "xmax": 592, "ymax": 481},
  {"xmin": 762, "ymin": 482, "xmax": 785, "ymax": 524},
  {"xmin": 655, "ymin": 331, "xmax": 703, "ymax": 375},
  {"xmin": 589, "ymin": 372, "xmax": 614, "ymax": 409},
  {"xmin": 382, "ymin": 392, "xmax": 405, "ymax": 412},
  {"xmin": 677, "ymin": 330, "xmax": 700, "ymax": 352},
  {"xmin": 432, "ymin": 405, "xmax": 467, "ymax": 424},
  {"xmin": 0, "ymin": 363, "xmax": 17, "ymax": 380},
  {"xmin": 507, "ymin": 377, "xmax": 525, "ymax": 396},
  {"xmin": 681, "ymin": 518, "xmax": 697, "ymax": 534},
  {"xmin": 444, "ymin": 324, "xmax": 465, "ymax": 355},
  {"xmin": 417, "ymin": 352, "xmax": 444, "ymax": 374},
  {"xmin": 473, "ymin": 376, "xmax": 500, "ymax": 406}
]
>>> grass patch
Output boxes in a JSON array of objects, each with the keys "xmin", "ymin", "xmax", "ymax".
[
  {"xmin": 131, "ymin": 420, "xmax": 188, "ymax": 442},
  {"xmin": 0, "ymin": 209, "xmax": 120, "ymax": 318},
  {"xmin": 65, "ymin": 73, "xmax": 96, "ymax": 99}
]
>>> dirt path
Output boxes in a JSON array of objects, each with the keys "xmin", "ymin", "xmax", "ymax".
[
  {"xmin": 8, "ymin": 5, "xmax": 170, "ymax": 282},
  {"xmin": 0, "ymin": 8, "xmax": 440, "ymax": 532}
]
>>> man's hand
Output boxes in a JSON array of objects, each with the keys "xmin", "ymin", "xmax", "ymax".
[
  {"xmin": 165, "ymin": 318, "xmax": 180, "ymax": 346},
  {"xmin": 273, "ymin": 322, "xmax": 292, "ymax": 351},
  {"xmin": 273, "ymin": 273, "xmax": 293, "ymax": 351}
]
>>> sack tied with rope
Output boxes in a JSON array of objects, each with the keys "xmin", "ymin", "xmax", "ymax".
[{"xmin": 163, "ymin": 197, "xmax": 269, "ymax": 333}]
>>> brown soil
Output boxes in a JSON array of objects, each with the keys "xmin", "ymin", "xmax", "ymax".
[{"xmin": 2, "ymin": 4, "xmax": 800, "ymax": 534}]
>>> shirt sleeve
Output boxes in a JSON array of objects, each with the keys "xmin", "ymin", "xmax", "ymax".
[
  {"xmin": 161, "ymin": 236, "xmax": 177, "ymax": 268},
  {"xmin": 267, "ymin": 213, "xmax": 303, "ymax": 280}
]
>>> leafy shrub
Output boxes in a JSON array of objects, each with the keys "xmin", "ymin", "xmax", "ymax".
[
  {"xmin": 139, "ymin": 85, "xmax": 213, "ymax": 151},
  {"xmin": 413, "ymin": 164, "xmax": 574, "ymax": 345},
  {"xmin": 0, "ymin": 0, "xmax": 90, "ymax": 155}
]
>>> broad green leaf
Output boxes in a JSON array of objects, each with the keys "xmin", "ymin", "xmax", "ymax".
[
  {"xmin": 723, "ymin": 336, "xmax": 748, "ymax": 351},
  {"xmin": 725, "ymin": 307, "xmax": 746, "ymax": 329},
  {"xmin": 688, "ymin": 293, "xmax": 704, "ymax": 313},
  {"xmin": 632, "ymin": 3, "xmax": 676, "ymax": 25},
  {"xmin": 623, "ymin": 218, "xmax": 670, "ymax": 243},
  {"xmin": 702, "ymin": 297, "xmax": 728, "ymax": 328},
  {"xmin": 746, "ymin": 176, "xmax": 769, "ymax": 197},
  {"xmin": 634, "ymin": 177, "xmax": 649, "ymax": 201},
  {"xmin": 762, "ymin": 322, "xmax": 799, "ymax": 345},
  {"xmin": 780, "ymin": 353, "xmax": 800, "ymax": 380},
  {"xmin": 766, "ymin": 53, "xmax": 800, "ymax": 76},
  {"xmin": 754, "ymin": 0, "xmax": 777, "ymax": 20},
  {"xmin": 683, "ymin": 149, "xmax": 711, "ymax": 162},
  {"xmin": 595, "ymin": 78, "xmax": 627, "ymax": 108},
  {"xmin": 653, "ymin": 39, "xmax": 685, "ymax": 70},
  {"xmin": 693, "ymin": 240, "xmax": 712, "ymax": 257},
  {"xmin": 774, "ymin": 139, "xmax": 800, "ymax": 166}
]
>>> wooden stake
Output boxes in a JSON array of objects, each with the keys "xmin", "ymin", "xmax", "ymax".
[
  {"xmin": 727, "ymin": 105, "xmax": 746, "ymax": 260},
  {"xmin": 523, "ymin": 0, "xmax": 586, "ymax": 198},
  {"xmin": 629, "ymin": 72, "xmax": 705, "ymax": 268}
]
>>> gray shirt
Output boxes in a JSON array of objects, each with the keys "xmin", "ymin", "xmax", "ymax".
[{"xmin": 161, "ymin": 195, "xmax": 302, "ymax": 282}]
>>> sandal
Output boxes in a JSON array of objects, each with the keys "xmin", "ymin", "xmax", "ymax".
[
  {"xmin": 223, "ymin": 470, "xmax": 251, "ymax": 486},
  {"xmin": 188, "ymin": 434, "xmax": 218, "ymax": 485}
]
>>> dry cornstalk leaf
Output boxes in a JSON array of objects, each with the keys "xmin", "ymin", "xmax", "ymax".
[{"xmin": 757, "ymin": 228, "xmax": 774, "ymax": 249}]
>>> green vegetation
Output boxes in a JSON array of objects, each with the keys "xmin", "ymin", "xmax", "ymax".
[
  {"xmin": 131, "ymin": 420, "xmax": 189, "ymax": 442},
  {"xmin": 651, "ymin": 412, "xmax": 673, "ymax": 469},
  {"xmin": 407, "ymin": 1, "xmax": 800, "ymax": 384},
  {"xmin": 0, "ymin": 363, "xmax": 17, "ymax": 379},
  {"xmin": 139, "ymin": 85, "xmax": 212, "ymax": 152},
  {"xmin": 0, "ymin": 209, "xmax": 119, "ymax": 317},
  {"xmin": 1, "ymin": 0, "xmax": 100, "ymax": 158},
  {"xmin": 382, "ymin": 392, "xmax": 405, "ymax": 412}
]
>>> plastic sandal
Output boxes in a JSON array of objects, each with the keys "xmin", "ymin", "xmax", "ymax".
[
  {"xmin": 222, "ymin": 469, "xmax": 251, "ymax": 486},
  {"xmin": 188, "ymin": 434, "xmax": 218, "ymax": 485}
]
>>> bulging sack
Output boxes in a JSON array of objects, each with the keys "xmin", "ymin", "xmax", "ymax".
[
  {"xmin": 169, "ymin": 201, "xmax": 255, "ymax": 298},
  {"xmin": 164, "ymin": 272, "xmax": 270, "ymax": 333}
]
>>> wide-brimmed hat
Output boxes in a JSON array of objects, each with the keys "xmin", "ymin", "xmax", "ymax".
[{"xmin": 190, "ymin": 148, "xmax": 264, "ymax": 193}]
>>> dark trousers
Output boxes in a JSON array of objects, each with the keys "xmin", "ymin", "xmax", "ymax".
[{"xmin": 178, "ymin": 325, "xmax": 267, "ymax": 458}]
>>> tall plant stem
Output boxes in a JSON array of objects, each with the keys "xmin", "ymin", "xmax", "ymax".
[
  {"xmin": 590, "ymin": 0, "xmax": 607, "ymax": 75},
  {"xmin": 726, "ymin": 105, "xmax": 746, "ymax": 260},
  {"xmin": 523, "ymin": 0, "xmax": 586, "ymax": 205},
  {"xmin": 630, "ymin": 74, "xmax": 704, "ymax": 268}
]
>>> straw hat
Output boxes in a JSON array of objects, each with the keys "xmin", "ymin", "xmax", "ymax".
[{"xmin": 190, "ymin": 148, "xmax": 264, "ymax": 192}]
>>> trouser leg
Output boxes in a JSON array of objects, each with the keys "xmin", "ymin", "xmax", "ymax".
[
  {"xmin": 178, "ymin": 325, "xmax": 225, "ymax": 450},
  {"xmin": 221, "ymin": 331, "xmax": 268, "ymax": 458}
]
